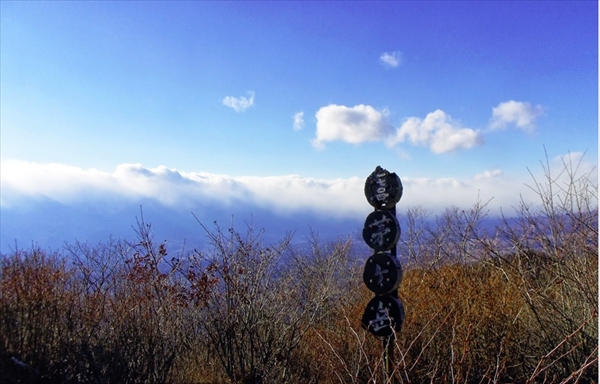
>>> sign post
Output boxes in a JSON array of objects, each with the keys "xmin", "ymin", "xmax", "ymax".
[{"xmin": 361, "ymin": 166, "xmax": 404, "ymax": 382}]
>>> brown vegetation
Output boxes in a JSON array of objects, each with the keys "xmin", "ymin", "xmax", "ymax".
[{"xmin": 1, "ymin": 156, "xmax": 597, "ymax": 383}]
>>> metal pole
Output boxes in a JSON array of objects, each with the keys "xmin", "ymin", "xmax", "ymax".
[
  {"xmin": 384, "ymin": 205, "xmax": 398, "ymax": 383},
  {"xmin": 383, "ymin": 334, "xmax": 395, "ymax": 382}
]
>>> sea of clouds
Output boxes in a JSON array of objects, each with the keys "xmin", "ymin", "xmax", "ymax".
[{"xmin": 1, "ymin": 153, "xmax": 595, "ymax": 254}]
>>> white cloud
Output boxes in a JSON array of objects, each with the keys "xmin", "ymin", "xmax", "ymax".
[
  {"xmin": 387, "ymin": 110, "xmax": 484, "ymax": 154},
  {"xmin": 293, "ymin": 111, "xmax": 305, "ymax": 131},
  {"xmin": 309, "ymin": 101, "xmax": 547, "ymax": 154},
  {"xmin": 311, "ymin": 105, "xmax": 482, "ymax": 154},
  {"xmin": 312, "ymin": 104, "xmax": 393, "ymax": 149},
  {"xmin": 0, "ymin": 160, "xmax": 366, "ymax": 218},
  {"xmin": 489, "ymin": 100, "xmax": 544, "ymax": 133},
  {"xmin": 1, "ymin": 157, "xmax": 596, "ymax": 219},
  {"xmin": 222, "ymin": 91, "xmax": 255, "ymax": 112},
  {"xmin": 474, "ymin": 169, "xmax": 503, "ymax": 181},
  {"xmin": 380, "ymin": 51, "xmax": 403, "ymax": 68}
]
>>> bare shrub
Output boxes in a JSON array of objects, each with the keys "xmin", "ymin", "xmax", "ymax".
[
  {"xmin": 103, "ymin": 218, "xmax": 189, "ymax": 383},
  {"xmin": 183, "ymin": 220, "xmax": 360, "ymax": 383},
  {"xmin": 0, "ymin": 216, "xmax": 195, "ymax": 383},
  {"xmin": 0, "ymin": 248, "xmax": 76, "ymax": 383},
  {"xmin": 287, "ymin": 236, "xmax": 374, "ymax": 383},
  {"xmin": 493, "ymin": 152, "xmax": 598, "ymax": 381},
  {"xmin": 399, "ymin": 199, "xmax": 492, "ymax": 268}
]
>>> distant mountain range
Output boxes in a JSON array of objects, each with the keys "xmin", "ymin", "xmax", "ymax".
[{"xmin": 1, "ymin": 196, "xmax": 367, "ymax": 255}]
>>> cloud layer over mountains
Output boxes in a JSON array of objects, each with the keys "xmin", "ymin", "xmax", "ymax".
[
  {"xmin": 1, "ymin": 152, "xmax": 594, "ymax": 253},
  {"xmin": 2, "ymin": 159, "xmax": 532, "ymax": 216}
]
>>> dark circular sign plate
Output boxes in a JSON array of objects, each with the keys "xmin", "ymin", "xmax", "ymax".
[
  {"xmin": 362, "ymin": 210, "xmax": 400, "ymax": 251},
  {"xmin": 362, "ymin": 252, "xmax": 403, "ymax": 295},
  {"xmin": 361, "ymin": 295, "xmax": 405, "ymax": 337},
  {"xmin": 364, "ymin": 166, "xmax": 403, "ymax": 209}
]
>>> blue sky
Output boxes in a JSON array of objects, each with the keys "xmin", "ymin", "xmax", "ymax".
[{"xmin": 1, "ymin": 1, "xmax": 598, "ymax": 250}]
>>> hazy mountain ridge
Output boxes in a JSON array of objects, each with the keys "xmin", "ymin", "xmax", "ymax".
[{"xmin": 0, "ymin": 196, "xmax": 366, "ymax": 254}]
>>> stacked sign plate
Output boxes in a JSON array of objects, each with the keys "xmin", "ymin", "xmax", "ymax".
[{"xmin": 361, "ymin": 166, "xmax": 405, "ymax": 338}]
